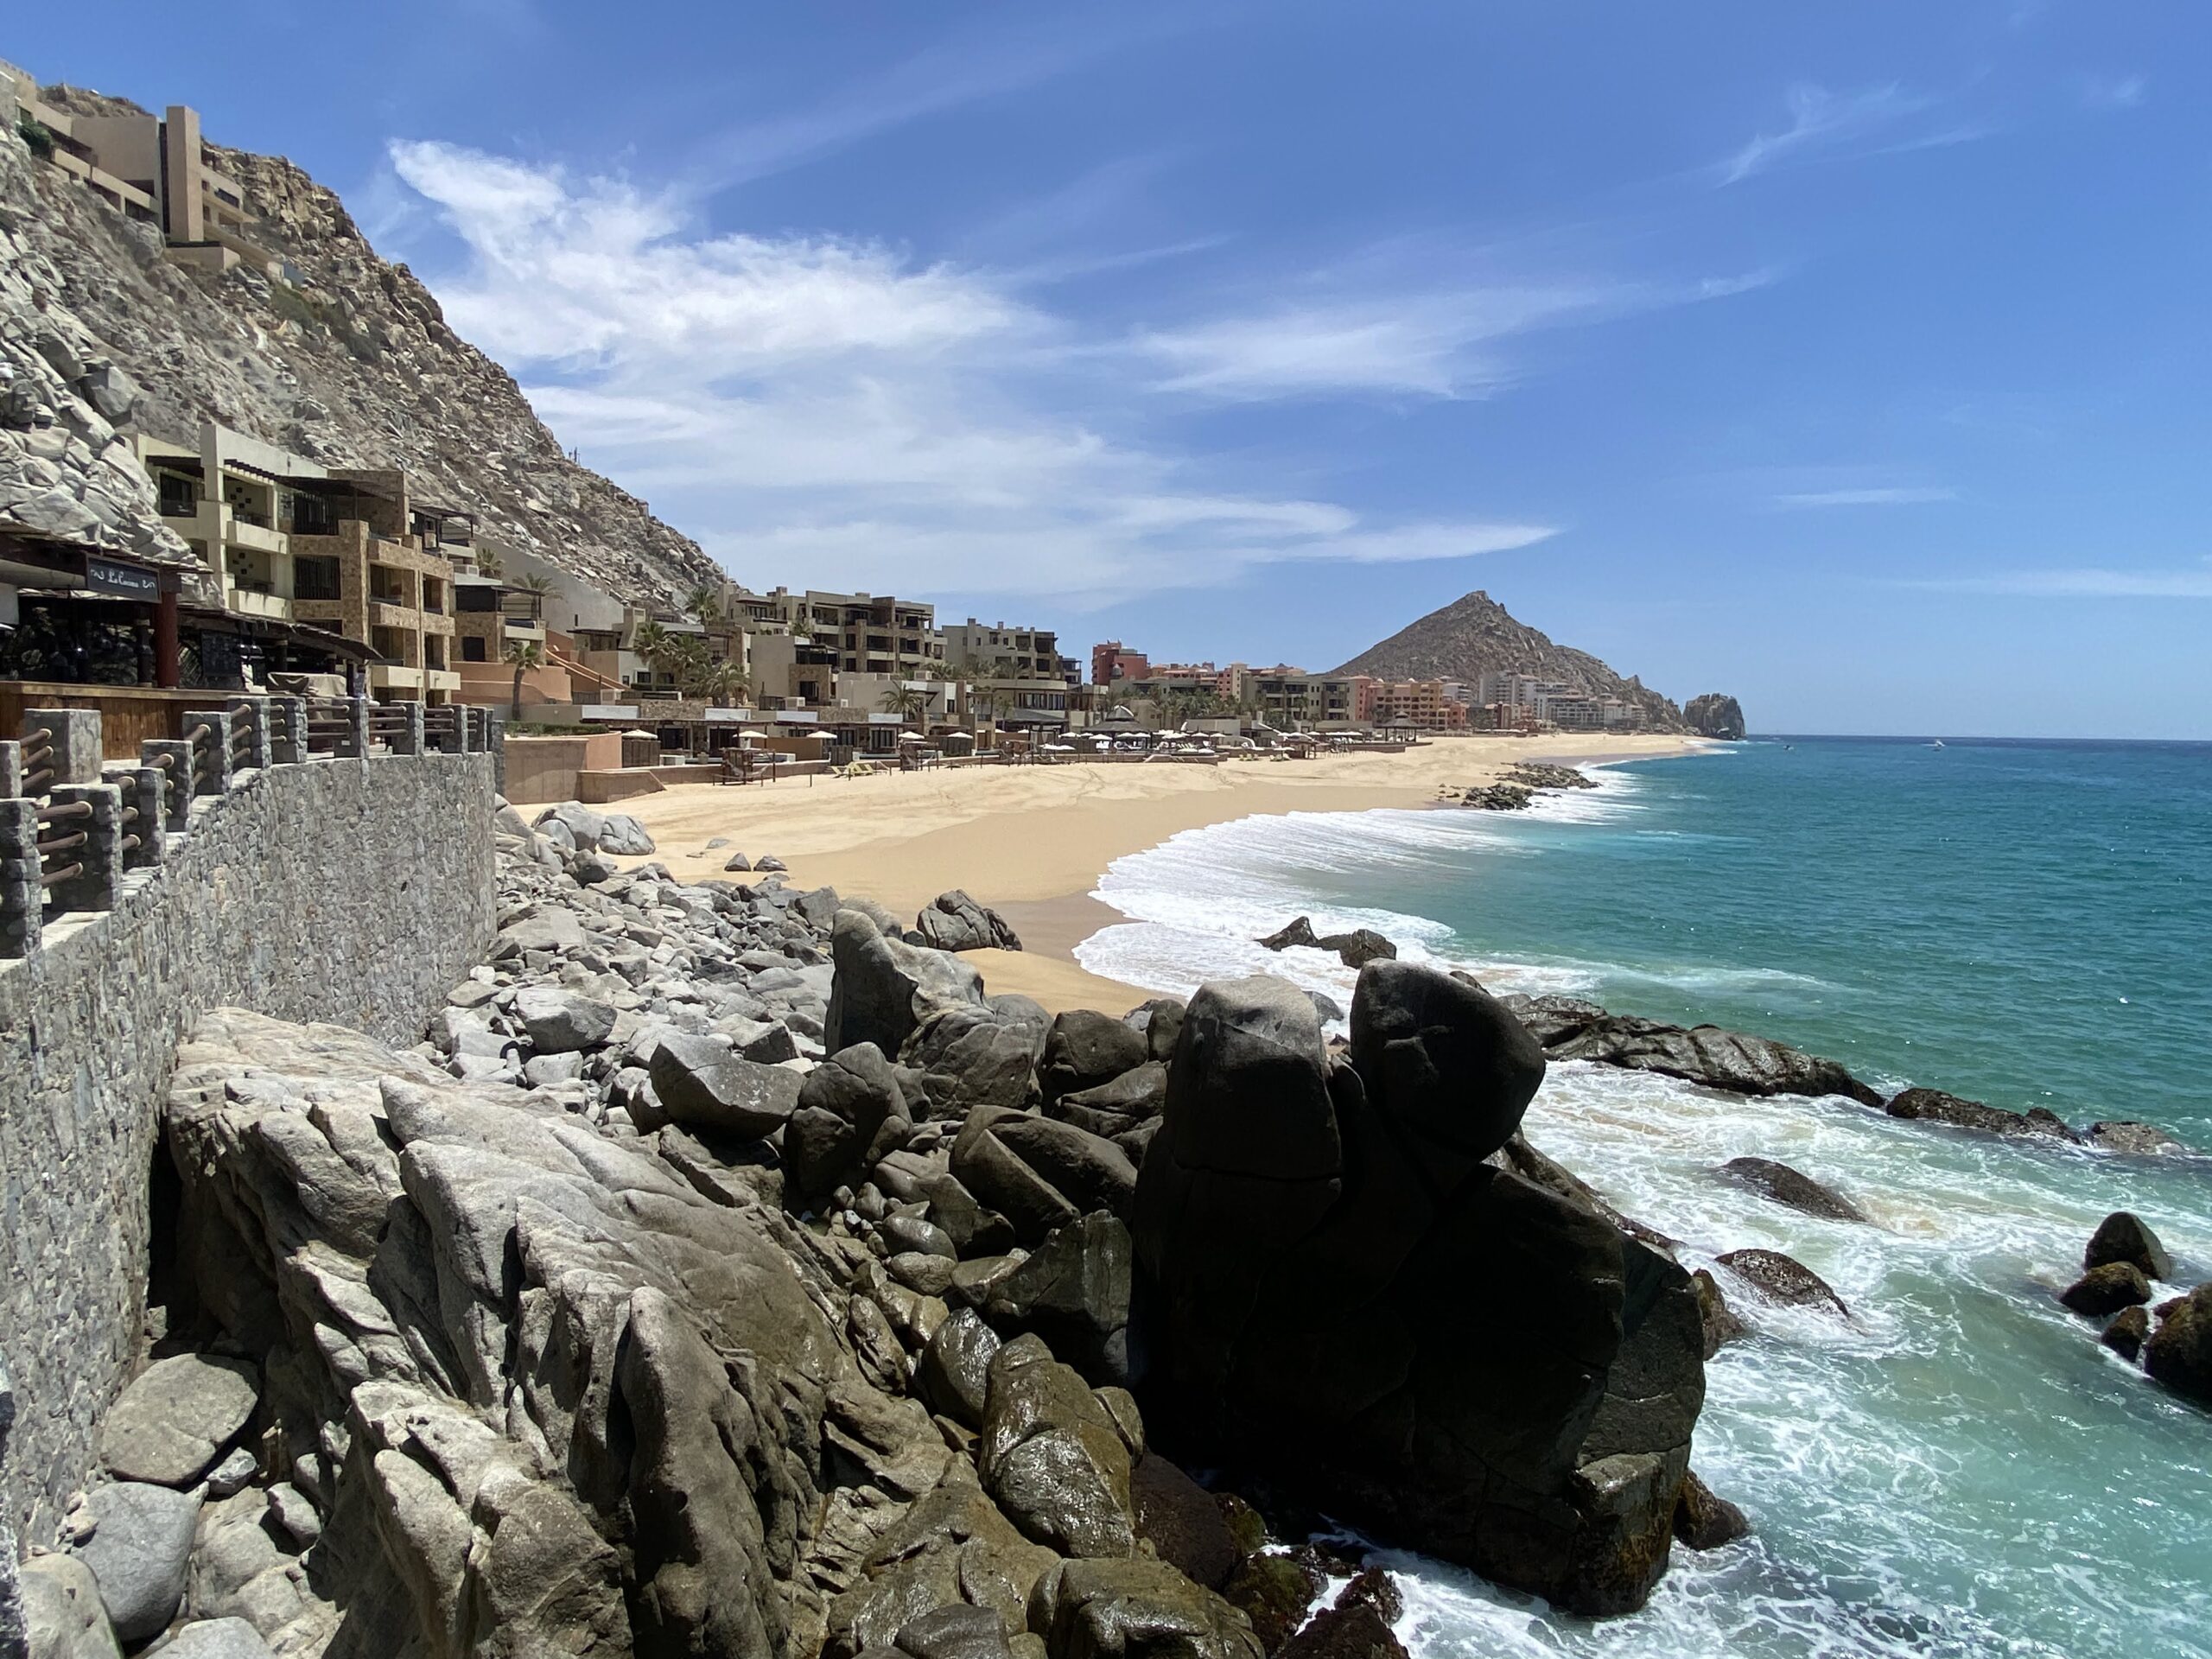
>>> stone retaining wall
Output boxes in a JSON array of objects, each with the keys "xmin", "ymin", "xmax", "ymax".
[{"xmin": 0, "ymin": 751, "xmax": 497, "ymax": 1538}]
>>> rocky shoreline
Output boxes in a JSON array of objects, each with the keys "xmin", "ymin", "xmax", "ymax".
[
  {"xmin": 1446, "ymin": 762, "xmax": 1604, "ymax": 812},
  {"xmin": 15, "ymin": 793, "xmax": 2205, "ymax": 1659}
]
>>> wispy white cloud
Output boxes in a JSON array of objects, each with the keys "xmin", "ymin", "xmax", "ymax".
[
  {"xmin": 389, "ymin": 142, "xmax": 1582, "ymax": 604},
  {"xmin": 1134, "ymin": 270, "xmax": 1772, "ymax": 402},
  {"xmin": 1907, "ymin": 558, "xmax": 2212, "ymax": 599},
  {"xmin": 2082, "ymin": 73, "xmax": 2147, "ymax": 111},
  {"xmin": 1777, "ymin": 486, "xmax": 1959, "ymax": 508},
  {"xmin": 1716, "ymin": 82, "xmax": 1975, "ymax": 185}
]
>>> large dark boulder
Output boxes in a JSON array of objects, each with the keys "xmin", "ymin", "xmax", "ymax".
[
  {"xmin": 786, "ymin": 1044, "xmax": 911, "ymax": 1203},
  {"xmin": 952, "ymin": 1108, "xmax": 1138, "ymax": 1243},
  {"xmin": 1715, "ymin": 1249, "xmax": 1850, "ymax": 1319},
  {"xmin": 1049, "ymin": 1063, "xmax": 1168, "ymax": 1141},
  {"xmin": 1545, "ymin": 1016, "xmax": 1882, "ymax": 1108},
  {"xmin": 1130, "ymin": 1454, "xmax": 1241, "ymax": 1591},
  {"xmin": 979, "ymin": 1335, "xmax": 1136, "ymax": 1558},
  {"xmin": 2085, "ymin": 1121, "xmax": 2187, "ymax": 1156},
  {"xmin": 1033, "ymin": 1558, "xmax": 1263, "ymax": 1659},
  {"xmin": 1040, "ymin": 1011, "xmax": 1150, "ymax": 1104},
  {"xmin": 1131, "ymin": 966, "xmax": 1705, "ymax": 1618},
  {"xmin": 903, "ymin": 1005, "xmax": 1046, "ymax": 1118},
  {"xmin": 1134, "ymin": 998, "xmax": 1186, "ymax": 1064},
  {"xmin": 2142, "ymin": 1285, "xmax": 2212, "ymax": 1404},
  {"xmin": 2085, "ymin": 1212, "xmax": 2172, "ymax": 1281},
  {"xmin": 1886, "ymin": 1087, "xmax": 2077, "ymax": 1142},
  {"xmin": 1275, "ymin": 1602, "xmax": 1407, "ymax": 1659},
  {"xmin": 1672, "ymin": 1471, "xmax": 1750, "ymax": 1550},
  {"xmin": 915, "ymin": 1307, "xmax": 1001, "ymax": 1428},
  {"xmin": 984, "ymin": 1213, "xmax": 1133, "ymax": 1386},
  {"xmin": 1314, "ymin": 928, "xmax": 1395, "ymax": 970},
  {"xmin": 2061, "ymin": 1263, "xmax": 2151, "ymax": 1318},
  {"xmin": 1717, "ymin": 1157, "xmax": 1867, "ymax": 1224}
]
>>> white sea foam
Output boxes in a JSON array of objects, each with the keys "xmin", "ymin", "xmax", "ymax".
[{"xmin": 1068, "ymin": 765, "xmax": 2212, "ymax": 1659}]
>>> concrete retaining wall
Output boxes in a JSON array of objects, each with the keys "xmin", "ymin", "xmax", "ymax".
[
  {"xmin": 501, "ymin": 732, "xmax": 620, "ymax": 804},
  {"xmin": 0, "ymin": 752, "xmax": 496, "ymax": 1538}
]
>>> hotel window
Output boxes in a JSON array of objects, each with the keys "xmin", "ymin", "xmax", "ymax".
[{"xmin": 158, "ymin": 473, "xmax": 197, "ymax": 518}]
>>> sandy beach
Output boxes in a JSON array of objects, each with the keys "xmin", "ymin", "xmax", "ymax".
[{"xmin": 608, "ymin": 732, "xmax": 1706, "ymax": 1011}]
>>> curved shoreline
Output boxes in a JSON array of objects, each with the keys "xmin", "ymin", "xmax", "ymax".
[{"xmin": 607, "ymin": 732, "xmax": 1710, "ymax": 1010}]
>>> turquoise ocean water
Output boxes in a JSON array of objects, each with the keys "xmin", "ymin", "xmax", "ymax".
[{"xmin": 1075, "ymin": 737, "xmax": 2212, "ymax": 1659}]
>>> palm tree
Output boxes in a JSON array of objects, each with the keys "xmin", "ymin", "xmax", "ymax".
[
  {"xmin": 503, "ymin": 639, "xmax": 545, "ymax": 721},
  {"xmin": 512, "ymin": 570, "xmax": 556, "ymax": 624},
  {"xmin": 879, "ymin": 682, "xmax": 928, "ymax": 723},
  {"xmin": 665, "ymin": 637, "xmax": 713, "ymax": 699},
  {"xmin": 702, "ymin": 658, "xmax": 749, "ymax": 709},
  {"xmin": 685, "ymin": 584, "xmax": 728, "ymax": 630}
]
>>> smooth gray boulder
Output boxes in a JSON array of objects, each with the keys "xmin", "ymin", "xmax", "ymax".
[
  {"xmin": 904, "ymin": 1006, "xmax": 1045, "ymax": 1117},
  {"xmin": 645, "ymin": 1033, "xmax": 804, "ymax": 1138},
  {"xmin": 511, "ymin": 986, "xmax": 617, "ymax": 1055},
  {"xmin": 73, "ymin": 1480, "xmax": 203, "ymax": 1642},
  {"xmin": 913, "ymin": 891, "xmax": 1023, "ymax": 953},
  {"xmin": 952, "ymin": 1109, "xmax": 1136, "ymax": 1243},
  {"xmin": 159, "ymin": 1618, "xmax": 277, "ymax": 1659},
  {"xmin": 596, "ymin": 814, "xmax": 655, "ymax": 855},
  {"xmin": 786, "ymin": 1044, "xmax": 911, "ymax": 1201},
  {"xmin": 97, "ymin": 1354, "xmax": 259, "ymax": 1488},
  {"xmin": 825, "ymin": 911, "xmax": 988, "ymax": 1058},
  {"xmin": 531, "ymin": 801, "xmax": 608, "ymax": 850},
  {"xmin": 19, "ymin": 1554, "xmax": 122, "ymax": 1659}
]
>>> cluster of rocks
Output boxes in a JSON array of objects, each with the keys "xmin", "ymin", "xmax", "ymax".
[
  {"xmin": 2057, "ymin": 1214, "xmax": 2209, "ymax": 1403},
  {"xmin": 1504, "ymin": 993, "xmax": 2186, "ymax": 1154},
  {"xmin": 1450, "ymin": 761, "xmax": 1600, "ymax": 812},
  {"xmin": 24, "ymin": 798, "xmax": 1769, "ymax": 1659},
  {"xmin": 1255, "ymin": 918, "xmax": 1396, "ymax": 972}
]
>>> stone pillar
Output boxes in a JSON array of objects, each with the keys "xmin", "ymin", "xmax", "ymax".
[
  {"xmin": 270, "ymin": 696, "xmax": 307, "ymax": 766},
  {"xmin": 107, "ymin": 765, "xmax": 166, "ymax": 869},
  {"xmin": 21, "ymin": 709, "xmax": 104, "ymax": 790},
  {"xmin": 156, "ymin": 587, "xmax": 181, "ymax": 689},
  {"xmin": 0, "ymin": 741, "xmax": 20, "ymax": 801},
  {"xmin": 387, "ymin": 702, "xmax": 425, "ymax": 756},
  {"xmin": 428, "ymin": 705, "xmax": 462, "ymax": 753},
  {"xmin": 41, "ymin": 782, "xmax": 123, "ymax": 914},
  {"xmin": 228, "ymin": 696, "xmax": 274, "ymax": 772},
  {"xmin": 185, "ymin": 710, "xmax": 234, "ymax": 796},
  {"xmin": 139, "ymin": 740, "xmax": 194, "ymax": 832},
  {"xmin": 339, "ymin": 698, "xmax": 371, "ymax": 760},
  {"xmin": 486, "ymin": 710, "xmax": 507, "ymax": 795},
  {"xmin": 0, "ymin": 798, "xmax": 39, "ymax": 957}
]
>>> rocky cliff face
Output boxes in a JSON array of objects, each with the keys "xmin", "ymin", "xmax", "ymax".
[
  {"xmin": 1683, "ymin": 694, "xmax": 1746, "ymax": 740},
  {"xmin": 1, "ymin": 89, "xmax": 723, "ymax": 607},
  {"xmin": 1331, "ymin": 591, "xmax": 1686, "ymax": 731}
]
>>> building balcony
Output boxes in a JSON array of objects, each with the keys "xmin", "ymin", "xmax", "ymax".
[
  {"xmin": 224, "ymin": 516, "xmax": 288, "ymax": 556},
  {"xmin": 369, "ymin": 664, "xmax": 423, "ymax": 690},
  {"xmin": 224, "ymin": 586, "xmax": 294, "ymax": 622},
  {"xmin": 369, "ymin": 601, "xmax": 422, "ymax": 632},
  {"xmin": 423, "ymin": 670, "xmax": 461, "ymax": 694}
]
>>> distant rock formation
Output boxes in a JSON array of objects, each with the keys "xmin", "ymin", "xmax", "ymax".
[
  {"xmin": 1683, "ymin": 694, "xmax": 1747, "ymax": 740},
  {"xmin": 1331, "ymin": 591, "xmax": 1688, "ymax": 732}
]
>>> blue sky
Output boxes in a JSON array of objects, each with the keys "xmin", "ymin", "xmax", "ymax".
[{"xmin": 18, "ymin": 3, "xmax": 2211, "ymax": 735}]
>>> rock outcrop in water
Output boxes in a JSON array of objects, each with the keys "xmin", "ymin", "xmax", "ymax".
[
  {"xmin": 1131, "ymin": 964, "xmax": 1707, "ymax": 1617},
  {"xmin": 1683, "ymin": 696, "xmax": 1747, "ymax": 741},
  {"xmin": 35, "ymin": 804, "xmax": 1725, "ymax": 1658},
  {"xmin": 1503, "ymin": 995, "xmax": 1885, "ymax": 1108}
]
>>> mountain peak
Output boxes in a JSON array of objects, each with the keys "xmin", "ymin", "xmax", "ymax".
[{"xmin": 1331, "ymin": 589, "xmax": 1685, "ymax": 729}]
